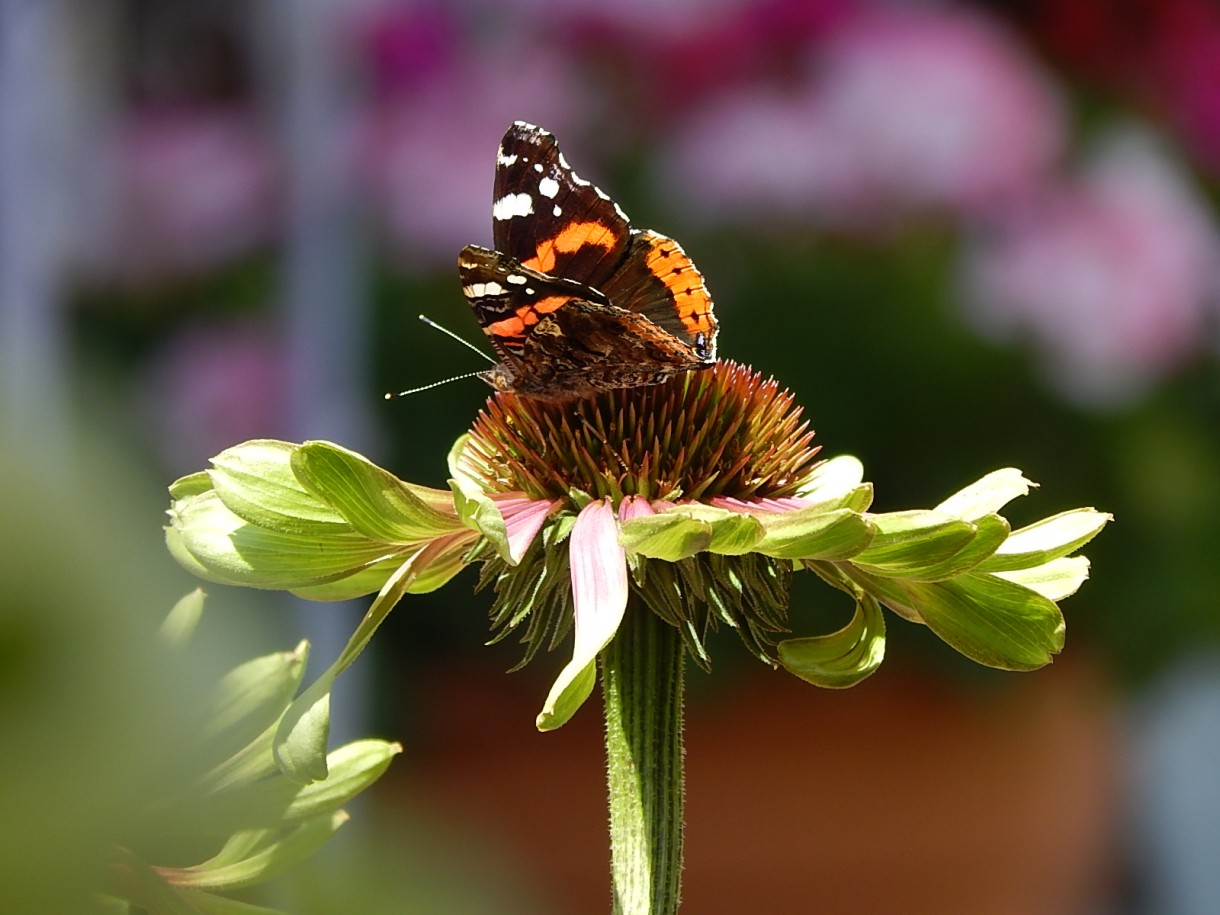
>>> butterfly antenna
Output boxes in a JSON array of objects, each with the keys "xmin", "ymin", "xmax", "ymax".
[
  {"xmin": 384, "ymin": 370, "xmax": 487, "ymax": 400},
  {"xmin": 417, "ymin": 314, "xmax": 496, "ymax": 364}
]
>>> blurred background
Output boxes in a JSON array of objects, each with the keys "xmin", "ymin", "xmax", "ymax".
[{"xmin": 3, "ymin": 0, "xmax": 1220, "ymax": 911}]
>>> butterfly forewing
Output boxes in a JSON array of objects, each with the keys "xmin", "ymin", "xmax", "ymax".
[{"xmin": 492, "ymin": 122, "xmax": 631, "ymax": 291}]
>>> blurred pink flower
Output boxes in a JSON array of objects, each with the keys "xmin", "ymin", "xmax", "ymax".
[
  {"xmin": 657, "ymin": 3, "xmax": 1064, "ymax": 230},
  {"xmin": 959, "ymin": 126, "xmax": 1220, "ymax": 407},
  {"xmin": 86, "ymin": 106, "xmax": 279, "ymax": 284},
  {"xmin": 143, "ymin": 320, "xmax": 289, "ymax": 473}
]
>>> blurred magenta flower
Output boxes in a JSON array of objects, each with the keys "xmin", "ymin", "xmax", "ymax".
[
  {"xmin": 657, "ymin": 2, "xmax": 1064, "ymax": 230},
  {"xmin": 1031, "ymin": 0, "xmax": 1220, "ymax": 172},
  {"xmin": 85, "ymin": 106, "xmax": 279, "ymax": 283},
  {"xmin": 359, "ymin": 12, "xmax": 587, "ymax": 267},
  {"xmin": 959, "ymin": 125, "xmax": 1220, "ymax": 406},
  {"xmin": 143, "ymin": 320, "xmax": 288, "ymax": 473}
]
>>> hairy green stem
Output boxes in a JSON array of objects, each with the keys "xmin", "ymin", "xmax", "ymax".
[{"xmin": 601, "ymin": 603, "xmax": 685, "ymax": 915}]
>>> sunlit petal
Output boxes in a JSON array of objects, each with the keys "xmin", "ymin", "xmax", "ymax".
[
  {"xmin": 537, "ymin": 499, "xmax": 629, "ymax": 730},
  {"xmin": 491, "ymin": 493, "xmax": 560, "ymax": 563}
]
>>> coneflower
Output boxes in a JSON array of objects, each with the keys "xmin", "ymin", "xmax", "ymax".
[{"xmin": 167, "ymin": 360, "xmax": 1108, "ymax": 914}]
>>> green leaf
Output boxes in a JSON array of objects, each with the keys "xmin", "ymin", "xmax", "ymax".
[
  {"xmin": 935, "ymin": 468, "xmax": 1034, "ymax": 520},
  {"xmin": 209, "ymin": 440, "xmax": 352, "ymax": 536},
  {"xmin": 896, "ymin": 574, "xmax": 1065, "ymax": 670},
  {"xmin": 779, "ymin": 593, "xmax": 885, "ymax": 688},
  {"xmin": 291, "ymin": 441, "xmax": 463, "ymax": 543},
  {"xmin": 162, "ymin": 811, "xmax": 350, "ymax": 890},
  {"xmin": 994, "ymin": 556, "xmax": 1091, "ymax": 601},
  {"xmin": 755, "ymin": 507, "xmax": 876, "ymax": 560},
  {"xmin": 160, "ymin": 588, "xmax": 206, "ymax": 648},
  {"xmin": 977, "ymin": 508, "xmax": 1112, "ymax": 572},
  {"xmin": 274, "ymin": 553, "xmax": 420, "ymax": 782}
]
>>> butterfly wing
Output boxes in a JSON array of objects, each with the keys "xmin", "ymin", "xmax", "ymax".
[
  {"xmin": 491, "ymin": 122, "xmax": 631, "ymax": 290},
  {"xmin": 599, "ymin": 229, "xmax": 718, "ymax": 363}
]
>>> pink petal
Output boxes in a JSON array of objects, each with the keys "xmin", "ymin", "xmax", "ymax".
[
  {"xmin": 709, "ymin": 495, "xmax": 816, "ymax": 515},
  {"xmin": 490, "ymin": 493, "xmax": 559, "ymax": 564},
  {"xmin": 618, "ymin": 495, "xmax": 658, "ymax": 520},
  {"xmin": 537, "ymin": 499, "xmax": 629, "ymax": 730}
]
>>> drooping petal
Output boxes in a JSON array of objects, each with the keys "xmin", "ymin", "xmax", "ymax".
[
  {"xmin": 490, "ymin": 493, "xmax": 561, "ymax": 564},
  {"xmin": 537, "ymin": 499, "xmax": 629, "ymax": 731}
]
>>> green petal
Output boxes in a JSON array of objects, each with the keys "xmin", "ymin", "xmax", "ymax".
[
  {"xmin": 199, "ymin": 643, "xmax": 309, "ymax": 767},
  {"xmin": 993, "ymin": 556, "xmax": 1091, "ymax": 601},
  {"xmin": 209, "ymin": 440, "xmax": 351, "ymax": 535},
  {"xmin": 779, "ymin": 592, "xmax": 885, "ymax": 688},
  {"xmin": 796, "ymin": 455, "xmax": 873, "ymax": 510},
  {"xmin": 162, "ymin": 811, "xmax": 350, "ymax": 890},
  {"xmin": 894, "ymin": 574, "xmax": 1065, "ymax": 670},
  {"xmin": 160, "ymin": 587, "xmax": 207, "ymax": 648},
  {"xmin": 755, "ymin": 507, "xmax": 876, "ymax": 560},
  {"xmin": 536, "ymin": 659, "xmax": 598, "ymax": 732},
  {"xmin": 171, "ymin": 490, "xmax": 401, "ymax": 590},
  {"xmin": 618, "ymin": 513, "xmax": 713, "ymax": 561},
  {"xmin": 852, "ymin": 511, "xmax": 1010, "ymax": 581},
  {"xmin": 274, "ymin": 553, "xmax": 421, "ymax": 782},
  {"xmin": 291, "ymin": 441, "xmax": 463, "ymax": 543},
  {"xmin": 935, "ymin": 467, "xmax": 1034, "ymax": 520},
  {"xmin": 977, "ymin": 508, "xmax": 1112, "ymax": 572}
]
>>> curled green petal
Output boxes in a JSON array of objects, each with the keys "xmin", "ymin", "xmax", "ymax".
[
  {"xmin": 209, "ymin": 440, "xmax": 350, "ymax": 535},
  {"xmin": 292, "ymin": 441, "xmax": 463, "ymax": 543},
  {"xmin": 160, "ymin": 588, "xmax": 206, "ymax": 648},
  {"xmin": 977, "ymin": 508, "xmax": 1112, "ymax": 572},
  {"xmin": 779, "ymin": 592, "xmax": 885, "ymax": 688},
  {"xmin": 755, "ymin": 507, "xmax": 876, "ymax": 560},
  {"xmin": 275, "ymin": 553, "xmax": 420, "ymax": 782},
  {"xmin": 935, "ymin": 467, "xmax": 1034, "ymax": 520},
  {"xmin": 200, "ymin": 643, "xmax": 309, "ymax": 765}
]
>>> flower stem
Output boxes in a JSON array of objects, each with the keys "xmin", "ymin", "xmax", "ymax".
[{"xmin": 601, "ymin": 601, "xmax": 685, "ymax": 915}]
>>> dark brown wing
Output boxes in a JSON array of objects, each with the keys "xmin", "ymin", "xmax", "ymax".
[{"xmin": 491, "ymin": 122, "xmax": 631, "ymax": 290}]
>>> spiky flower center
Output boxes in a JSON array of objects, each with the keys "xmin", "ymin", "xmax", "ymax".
[{"xmin": 463, "ymin": 361, "xmax": 821, "ymax": 505}]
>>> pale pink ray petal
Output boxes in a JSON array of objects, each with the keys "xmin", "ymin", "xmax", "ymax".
[
  {"xmin": 618, "ymin": 494, "xmax": 658, "ymax": 521},
  {"xmin": 490, "ymin": 493, "xmax": 560, "ymax": 564},
  {"xmin": 709, "ymin": 495, "xmax": 816, "ymax": 515},
  {"xmin": 537, "ymin": 499, "xmax": 629, "ymax": 730}
]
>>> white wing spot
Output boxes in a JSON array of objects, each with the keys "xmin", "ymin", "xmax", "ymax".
[
  {"xmin": 506, "ymin": 274, "xmax": 528, "ymax": 285},
  {"xmin": 538, "ymin": 176, "xmax": 560, "ymax": 198},
  {"xmin": 467, "ymin": 281, "xmax": 505, "ymax": 298},
  {"xmin": 497, "ymin": 151, "xmax": 518, "ymax": 167},
  {"xmin": 533, "ymin": 163, "xmax": 544, "ymax": 173},
  {"xmin": 553, "ymin": 204, "xmax": 562, "ymax": 217},
  {"xmin": 492, "ymin": 193, "xmax": 534, "ymax": 220}
]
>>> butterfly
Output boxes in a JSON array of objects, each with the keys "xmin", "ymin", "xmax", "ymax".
[{"xmin": 458, "ymin": 121, "xmax": 718, "ymax": 402}]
